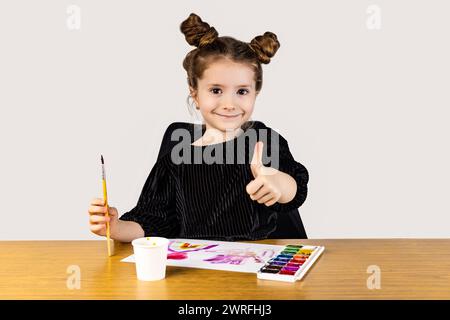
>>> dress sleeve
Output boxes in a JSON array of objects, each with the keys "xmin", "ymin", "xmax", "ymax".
[
  {"xmin": 268, "ymin": 133, "xmax": 309, "ymax": 213},
  {"xmin": 119, "ymin": 157, "xmax": 179, "ymax": 237}
]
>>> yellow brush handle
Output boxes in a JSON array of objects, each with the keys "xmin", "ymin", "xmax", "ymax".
[
  {"xmin": 102, "ymin": 179, "xmax": 108, "ymax": 205},
  {"xmin": 102, "ymin": 179, "xmax": 111, "ymax": 256}
]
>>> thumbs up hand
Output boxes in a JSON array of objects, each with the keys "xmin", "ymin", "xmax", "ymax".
[{"xmin": 246, "ymin": 141, "xmax": 284, "ymax": 207}]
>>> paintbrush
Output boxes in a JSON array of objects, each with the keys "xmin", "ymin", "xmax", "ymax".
[{"xmin": 101, "ymin": 155, "xmax": 114, "ymax": 256}]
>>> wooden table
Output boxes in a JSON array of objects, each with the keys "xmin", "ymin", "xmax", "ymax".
[{"xmin": 1, "ymin": 239, "xmax": 449, "ymax": 299}]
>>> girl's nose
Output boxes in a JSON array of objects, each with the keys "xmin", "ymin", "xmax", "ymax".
[
  {"xmin": 220, "ymin": 95, "xmax": 237, "ymax": 110},
  {"xmin": 222, "ymin": 104, "xmax": 236, "ymax": 111}
]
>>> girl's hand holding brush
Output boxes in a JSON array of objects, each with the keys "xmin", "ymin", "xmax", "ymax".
[{"xmin": 88, "ymin": 198, "xmax": 119, "ymax": 237}]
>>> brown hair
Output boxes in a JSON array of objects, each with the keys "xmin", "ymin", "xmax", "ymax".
[{"xmin": 180, "ymin": 13, "xmax": 280, "ymax": 131}]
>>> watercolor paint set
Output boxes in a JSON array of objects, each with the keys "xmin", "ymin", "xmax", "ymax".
[
  {"xmin": 256, "ymin": 244, "xmax": 325, "ymax": 282},
  {"xmin": 122, "ymin": 239, "xmax": 325, "ymax": 282}
]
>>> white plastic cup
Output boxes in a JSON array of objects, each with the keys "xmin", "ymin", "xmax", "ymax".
[{"xmin": 131, "ymin": 237, "xmax": 169, "ymax": 281}]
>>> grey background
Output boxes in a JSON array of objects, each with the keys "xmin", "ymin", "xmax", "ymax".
[{"xmin": 1, "ymin": 1, "xmax": 449, "ymax": 240}]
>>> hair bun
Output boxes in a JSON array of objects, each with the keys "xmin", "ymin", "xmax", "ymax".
[
  {"xmin": 249, "ymin": 31, "xmax": 280, "ymax": 64},
  {"xmin": 180, "ymin": 13, "xmax": 219, "ymax": 48}
]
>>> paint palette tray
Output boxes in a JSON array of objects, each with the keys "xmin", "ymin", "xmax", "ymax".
[{"xmin": 256, "ymin": 244, "xmax": 325, "ymax": 282}]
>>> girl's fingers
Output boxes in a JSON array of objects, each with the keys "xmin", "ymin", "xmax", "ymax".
[
  {"xmin": 89, "ymin": 205, "xmax": 107, "ymax": 215},
  {"xmin": 257, "ymin": 193, "xmax": 274, "ymax": 204},
  {"xmin": 264, "ymin": 198, "xmax": 278, "ymax": 206},
  {"xmin": 90, "ymin": 215, "xmax": 110, "ymax": 224},
  {"xmin": 250, "ymin": 185, "xmax": 270, "ymax": 201},
  {"xmin": 91, "ymin": 198, "xmax": 106, "ymax": 206},
  {"xmin": 90, "ymin": 224, "xmax": 106, "ymax": 233},
  {"xmin": 246, "ymin": 178, "xmax": 264, "ymax": 195}
]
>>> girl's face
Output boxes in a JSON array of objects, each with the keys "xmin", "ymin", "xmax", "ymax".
[{"xmin": 190, "ymin": 58, "xmax": 258, "ymax": 134}]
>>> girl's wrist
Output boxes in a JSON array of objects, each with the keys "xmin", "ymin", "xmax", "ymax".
[
  {"xmin": 275, "ymin": 171, "xmax": 297, "ymax": 204},
  {"xmin": 110, "ymin": 219, "xmax": 121, "ymax": 240}
]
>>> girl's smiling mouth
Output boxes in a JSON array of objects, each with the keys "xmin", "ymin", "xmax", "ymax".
[{"xmin": 213, "ymin": 112, "xmax": 243, "ymax": 119}]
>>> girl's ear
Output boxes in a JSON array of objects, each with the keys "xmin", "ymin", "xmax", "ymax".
[
  {"xmin": 189, "ymin": 86, "xmax": 196, "ymax": 97},
  {"xmin": 189, "ymin": 87, "xmax": 199, "ymax": 104}
]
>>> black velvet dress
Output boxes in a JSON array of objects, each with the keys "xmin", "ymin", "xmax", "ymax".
[{"xmin": 120, "ymin": 121, "xmax": 309, "ymax": 241}]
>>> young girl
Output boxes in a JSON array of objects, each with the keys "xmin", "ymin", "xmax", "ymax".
[{"xmin": 88, "ymin": 13, "xmax": 309, "ymax": 242}]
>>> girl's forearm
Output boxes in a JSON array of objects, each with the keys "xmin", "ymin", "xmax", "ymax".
[
  {"xmin": 112, "ymin": 220, "xmax": 145, "ymax": 243},
  {"xmin": 274, "ymin": 170, "xmax": 298, "ymax": 204}
]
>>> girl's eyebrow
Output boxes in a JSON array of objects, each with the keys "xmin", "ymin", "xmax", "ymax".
[{"xmin": 207, "ymin": 83, "xmax": 252, "ymax": 88}]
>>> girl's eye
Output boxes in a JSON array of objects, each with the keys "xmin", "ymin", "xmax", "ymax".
[
  {"xmin": 238, "ymin": 89, "xmax": 249, "ymax": 95},
  {"xmin": 210, "ymin": 88, "xmax": 222, "ymax": 94}
]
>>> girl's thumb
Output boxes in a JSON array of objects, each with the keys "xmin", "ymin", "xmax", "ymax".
[
  {"xmin": 250, "ymin": 141, "xmax": 264, "ymax": 177},
  {"xmin": 107, "ymin": 206, "xmax": 117, "ymax": 217}
]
